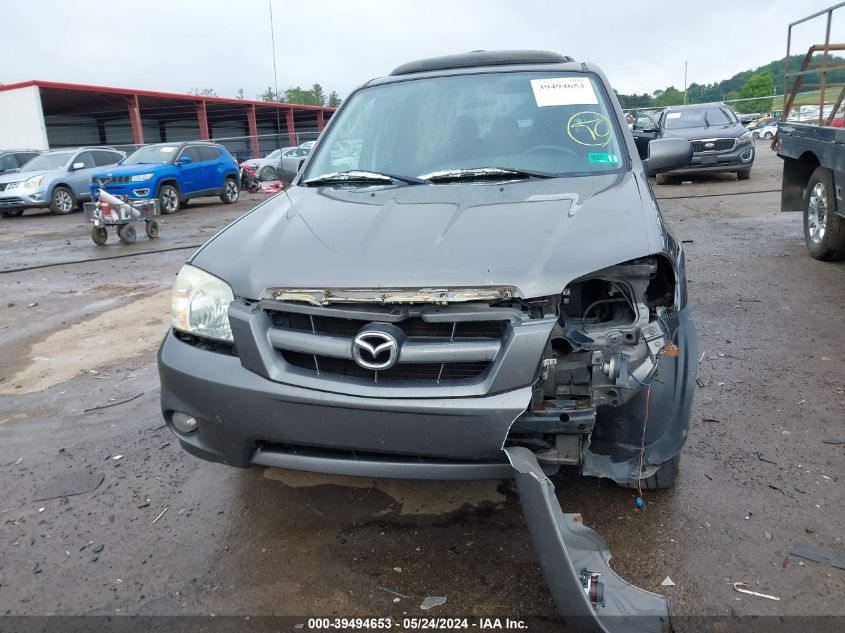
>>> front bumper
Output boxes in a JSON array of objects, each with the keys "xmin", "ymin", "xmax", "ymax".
[
  {"xmin": 0, "ymin": 190, "xmax": 48, "ymax": 210},
  {"xmin": 158, "ymin": 331, "xmax": 536, "ymax": 478},
  {"xmin": 95, "ymin": 184, "xmax": 156, "ymax": 200},
  {"xmin": 668, "ymin": 143, "xmax": 754, "ymax": 175}
]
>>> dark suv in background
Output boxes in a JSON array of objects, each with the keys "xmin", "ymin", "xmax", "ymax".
[{"xmin": 633, "ymin": 102, "xmax": 754, "ymax": 183}]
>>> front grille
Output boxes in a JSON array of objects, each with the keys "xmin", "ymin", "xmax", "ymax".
[
  {"xmin": 280, "ymin": 350, "xmax": 488, "ymax": 381},
  {"xmin": 0, "ymin": 197, "xmax": 24, "ymax": 207},
  {"xmin": 265, "ymin": 304, "xmax": 507, "ymax": 385},
  {"xmin": 691, "ymin": 138, "xmax": 735, "ymax": 153}
]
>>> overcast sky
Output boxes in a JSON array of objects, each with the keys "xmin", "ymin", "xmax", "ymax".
[{"xmin": 1, "ymin": 0, "xmax": 842, "ymax": 101}]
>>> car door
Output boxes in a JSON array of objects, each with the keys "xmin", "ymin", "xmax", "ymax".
[
  {"xmin": 67, "ymin": 150, "xmax": 100, "ymax": 199},
  {"xmin": 175, "ymin": 145, "xmax": 206, "ymax": 194},
  {"xmin": 197, "ymin": 146, "xmax": 222, "ymax": 192},
  {"xmin": 631, "ymin": 113, "xmax": 661, "ymax": 160}
]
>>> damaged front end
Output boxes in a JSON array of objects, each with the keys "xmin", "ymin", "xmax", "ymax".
[
  {"xmin": 503, "ymin": 254, "xmax": 695, "ymax": 631},
  {"xmin": 507, "ymin": 255, "xmax": 697, "ymax": 485}
]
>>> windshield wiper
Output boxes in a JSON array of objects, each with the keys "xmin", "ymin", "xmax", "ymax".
[
  {"xmin": 420, "ymin": 167, "xmax": 556, "ymax": 182},
  {"xmin": 303, "ymin": 170, "xmax": 426, "ymax": 186}
]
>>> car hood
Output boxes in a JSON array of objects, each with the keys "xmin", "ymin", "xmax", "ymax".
[
  {"xmin": 0, "ymin": 169, "xmax": 51, "ymax": 184},
  {"xmin": 243, "ymin": 159, "xmax": 265, "ymax": 166},
  {"xmin": 192, "ymin": 171, "xmax": 666, "ymax": 301},
  {"xmin": 92, "ymin": 165, "xmax": 166, "ymax": 178},
  {"xmin": 663, "ymin": 124, "xmax": 746, "ymax": 141}
]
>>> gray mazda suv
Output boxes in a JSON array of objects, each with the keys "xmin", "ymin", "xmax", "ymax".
[{"xmin": 158, "ymin": 50, "xmax": 696, "ymax": 628}]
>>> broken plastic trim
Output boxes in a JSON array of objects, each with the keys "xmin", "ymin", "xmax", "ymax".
[
  {"xmin": 264, "ymin": 286, "xmax": 517, "ymax": 306},
  {"xmin": 505, "ymin": 447, "xmax": 670, "ymax": 633}
]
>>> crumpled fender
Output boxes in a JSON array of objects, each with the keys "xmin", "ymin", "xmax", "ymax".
[{"xmin": 505, "ymin": 447, "xmax": 671, "ymax": 633}]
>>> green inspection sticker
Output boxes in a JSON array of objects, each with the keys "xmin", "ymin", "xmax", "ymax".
[{"xmin": 588, "ymin": 152, "xmax": 620, "ymax": 164}]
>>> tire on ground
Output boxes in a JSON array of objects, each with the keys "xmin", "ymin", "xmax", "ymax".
[
  {"xmin": 618, "ymin": 454, "xmax": 680, "ymax": 491},
  {"xmin": 91, "ymin": 227, "xmax": 108, "ymax": 245},
  {"xmin": 259, "ymin": 166, "xmax": 276, "ymax": 181},
  {"xmin": 220, "ymin": 176, "xmax": 239, "ymax": 204},
  {"xmin": 118, "ymin": 223, "xmax": 137, "ymax": 245},
  {"xmin": 49, "ymin": 186, "xmax": 76, "ymax": 215},
  {"xmin": 737, "ymin": 168, "xmax": 751, "ymax": 180},
  {"xmin": 804, "ymin": 165, "xmax": 845, "ymax": 261},
  {"xmin": 655, "ymin": 173, "xmax": 671, "ymax": 185},
  {"xmin": 158, "ymin": 183, "xmax": 180, "ymax": 214}
]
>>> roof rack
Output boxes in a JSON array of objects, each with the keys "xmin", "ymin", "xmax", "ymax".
[{"xmin": 390, "ymin": 50, "xmax": 573, "ymax": 76}]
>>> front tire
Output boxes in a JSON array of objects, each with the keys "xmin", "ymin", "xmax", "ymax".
[
  {"xmin": 763, "ymin": 131, "xmax": 774, "ymax": 140},
  {"xmin": 49, "ymin": 187, "xmax": 76, "ymax": 215},
  {"xmin": 220, "ymin": 177, "xmax": 239, "ymax": 204},
  {"xmin": 655, "ymin": 173, "xmax": 671, "ymax": 185},
  {"xmin": 91, "ymin": 227, "xmax": 108, "ymax": 245},
  {"xmin": 259, "ymin": 166, "xmax": 276, "ymax": 181},
  {"xmin": 158, "ymin": 183, "xmax": 180, "ymax": 215},
  {"xmin": 737, "ymin": 168, "xmax": 751, "ymax": 180},
  {"xmin": 804, "ymin": 166, "xmax": 845, "ymax": 261},
  {"xmin": 145, "ymin": 219, "xmax": 159, "ymax": 239},
  {"xmin": 619, "ymin": 454, "xmax": 680, "ymax": 491}
]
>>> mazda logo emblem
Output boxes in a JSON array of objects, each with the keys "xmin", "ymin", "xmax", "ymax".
[{"xmin": 351, "ymin": 324, "xmax": 403, "ymax": 370}]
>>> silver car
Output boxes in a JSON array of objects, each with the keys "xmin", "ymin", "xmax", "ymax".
[
  {"xmin": 242, "ymin": 146, "xmax": 303, "ymax": 182},
  {"xmin": 0, "ymin": 147, "xmax": 125, "ymax": 217}
]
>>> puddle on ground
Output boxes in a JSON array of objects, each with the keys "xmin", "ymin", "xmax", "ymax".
[
  {"xmin": 0, "ymin": 290, "xmax": 170, "ymax": 395},
  {"xmin": 263, "ymin": 468, "xmax": 507, "ymax": 516}
]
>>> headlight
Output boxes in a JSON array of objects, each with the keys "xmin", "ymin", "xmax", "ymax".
[
  {"xmin": 130, "ymin": 173, "xmax": 154, "ymax": 182},
  {"xmin": 171, "ymin": 264, "xmax": 235, "ymax": 342},
  {"xmin": 22, "ymin": 175, "xmax": 44, "ymax": 189},
  {"xmin": 737, "ymin": 131, "xmax": 752, "ymax": 145}
]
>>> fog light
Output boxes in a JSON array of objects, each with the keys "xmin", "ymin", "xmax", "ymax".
[{"xmin": 171, "ymin": 411, "xmax": 198, "ymax": 433}]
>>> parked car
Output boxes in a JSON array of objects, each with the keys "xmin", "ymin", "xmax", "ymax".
[
  {"xmin": 746, "ymin": 115, "xmax": 776, "ymax": 130},
  {"xmin": 91, "ymin": 141, "xmax": 240, "ymax": 214},
  {"xmin": 0, "ymin": 147, "xmax": 124, "ymax": 217},
  {"xmin": 633, "ymin": 102, "xmax": 754, "ymax": 183},
  {"xmin": 752, "ymin": 121, "xmax": 778, "ymax": 140},
  {"xmin": 0, "ymin": 149, "xmax": 41, "ymax": 176},
  {"xmin": 158, "ymin": 50, "xmax": 696, "ymax": 628},
  {"xmin": 279, "ymin": 142, "xmax": 315, "ymax": 183},
  {"xmin": 241, "ymin": 146, "xmax": 303, "ymax": 181}
]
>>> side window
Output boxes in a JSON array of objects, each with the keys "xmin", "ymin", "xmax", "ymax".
[
  {"xmin": 93, "ymin": 150, "xmax": 121, "ymax": 166},
  {"xmin": 16, "ymin": 153, "xmax": 39, "ymax": 168},
  {"xmin": 0, "ymin": 154, "xmax": 18, "ymax": 171},
  {"xmin": 179, "ymin": 146, "xmax": 205, "ymax": 163},
  {"xmin": 74, "ymin": 151, "xmax": 96, "ymax": 169},
  {"xmin": 634, "ymin": 114, "xmax": 658, "ymax": 131},
  {"xmin": 199, "ymin": 146, "xmax": 220, "ymax": 162}
]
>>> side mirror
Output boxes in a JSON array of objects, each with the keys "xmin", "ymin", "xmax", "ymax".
[
  {"xmin": 71, "ymin": 162, "xmax": 86, "ymax": 171},
  {"xmin": 176, "ymin": 156, "xmax": 192, "ymax": 165},
  {"xmin": 643, "ymin": 138, "xmax": 692, "ymax": 175}
]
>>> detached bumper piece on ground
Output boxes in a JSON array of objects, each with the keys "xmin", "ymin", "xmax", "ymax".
[{"xmin": 507, "ymin": 447, "xmax": 670, "ymax": 633}]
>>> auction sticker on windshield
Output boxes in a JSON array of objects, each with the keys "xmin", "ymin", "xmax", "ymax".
[
  {"xmin": 530, "ymin": 77, "xmax": 598, "ymax": 107},
  {"xmin": 588, "ymin": 152, "xmax": 620, "ymax": 164}
]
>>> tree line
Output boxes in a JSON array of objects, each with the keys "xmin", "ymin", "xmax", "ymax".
[
  {"xmin": 186, "ymin": 84, "xmax": 342, "ymax": 107},
  {"xmin": 615, "ymin": 54, "xmax": 845, "ymax": 113}
]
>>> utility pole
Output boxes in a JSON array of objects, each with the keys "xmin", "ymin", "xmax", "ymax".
[{"xmin": 683, "ymin": 61, "xmax": 688, "ymax": 105}]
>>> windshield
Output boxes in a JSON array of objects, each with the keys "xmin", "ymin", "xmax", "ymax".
[
  {"xmin": 22, "ymin": 152, "xmax": 73, "ymax": 172},
  {"xmin": 265, "ymin": 149, "xmax": 281, "ymax": 159},
  {"xmin": 304, "ymin": 71, "xmax": 625, "ymax": 182},
  {"xmin": 664, "ymin": 107, "xmax": 738, "ymax": 129},
  {"xmin": 122, "ymin": 145, "xmax": 179, "ymax": 165}
]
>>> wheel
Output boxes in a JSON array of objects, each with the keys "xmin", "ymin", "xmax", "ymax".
[
  {"xmin": 737, "ymin": 168, "xmax": 751, "ymax": 180},
  {"xmin": 91, "ymin": 227, "xmax": 108, "ymax": 245},
  {"xmin": 763, "ymin": 131, "xmax": 773, "ymax": 140},
  {"xmin": 619, "ymin": 454, "xmax": 680, "ymax": 491},
  {"xmin": 49, "ymin": 186, "xmax": 76, "ymax": 215},
  {"xmin": 145, "ymin": 219, "xmax": 159, "ymax": 239},
  {"xmin": 157, "ymin": 183, "xmax": 180, "ymax": 214},
  {"xmin": 804, "ymin": 166, "xmax": 845, "ymax": 261},
  {"xmin": 220, "ymin": 177, "xmax": 239, "ymax": 204},
  {"xmin": 118, "ymin": 223, "xmax": 137, "ymax": 245},
  {"xmin": 259, "ymin": 166, "xmax": 276, "ymax": 181},
  {"xmin": 1, "ymin": 209, "xmax": 24, "ymax": 218},
  {"xmin": 655, "ymin": 172, "xmax": 671, "ymax": 185}
]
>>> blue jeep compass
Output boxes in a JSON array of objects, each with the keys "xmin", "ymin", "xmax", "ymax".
[{"xmin": 91, "ymin": 141, "xmax": 240, "ymax": 214}]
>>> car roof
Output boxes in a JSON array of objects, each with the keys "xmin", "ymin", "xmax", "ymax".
[{"xmin": 390, "ymin": 50, "xmax": 574, "ymax": 76}]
